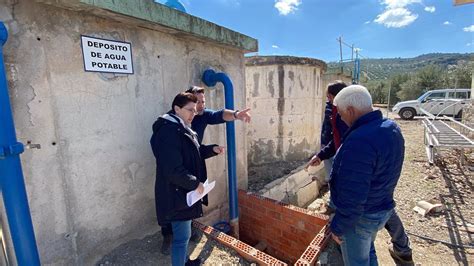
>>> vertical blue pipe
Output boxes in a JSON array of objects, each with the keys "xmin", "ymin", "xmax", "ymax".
[
  {"xmin": 0, "ymin": 22, "xmax": 41, "ymax": 265},
  {"xmin": 202, "ymin": 69, "xmax": 239, "ymax": 230},
  {"xmin": 353, "ymin": 57, "xmax": 360, "ymax": 84}
]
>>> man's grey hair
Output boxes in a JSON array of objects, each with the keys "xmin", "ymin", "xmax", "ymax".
[{"xmin": 333, "ymin": 85, "xmax": 372, "ymax": 112}]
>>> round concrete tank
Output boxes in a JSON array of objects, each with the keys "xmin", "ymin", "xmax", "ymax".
[{"xmin": 245, "ymin": 56, "xmax": 327, "ymax": 167}]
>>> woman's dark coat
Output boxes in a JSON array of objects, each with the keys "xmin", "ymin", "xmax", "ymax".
[{"xmin": 150, "ymin": 113, "xmax": 217, "ymax": 224}]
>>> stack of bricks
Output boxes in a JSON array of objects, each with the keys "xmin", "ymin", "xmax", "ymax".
[
  {"xmin": 194, "ymin": 190, "xmax": 331, "ymax": 264},
  {"xmin": 238, "ymin": 190, "xmax": 329, "ymax": 264},
  {"xmin": 193, "ymin": 221, "xmax": 288, "ymax": 265}
]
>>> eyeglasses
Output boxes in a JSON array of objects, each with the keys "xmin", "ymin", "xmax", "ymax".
[{"xmin": 182, "ymin": 107, "xmax": 198, "ymax": 115}]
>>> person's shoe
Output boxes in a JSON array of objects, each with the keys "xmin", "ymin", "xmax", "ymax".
[
  {"xmin": 189, "ymin": 228, "xmax": 201, "ymax": 243},
  {"xmin": 389, "ymin": 247, "xmax": 414, "ymax": 266},
  {"xmin": 185, "ymin": 257, "xmax": 202, "ymax": 266},
  {"xmin": 160, "ymin": 235, "xmax": 172, "ymax": 255},
  {"xmin": 318, "ymin": 205, "xmax": 335, "ymax": 216}
]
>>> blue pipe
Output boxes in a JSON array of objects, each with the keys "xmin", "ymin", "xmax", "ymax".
[
  {"xmin": 202, "ymin": 69, "xmax": 239, "ymax": 230},
  {"xmin": 353, "ymin": 57, "xmax": 360, "ymax": 84},
  {"xmin": 0, "ymin": 22, "xmax": 41, "ymax": 265}
]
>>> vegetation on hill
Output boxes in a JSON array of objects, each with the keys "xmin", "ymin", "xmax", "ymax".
[
  {"xmin": 328, "ymin": 53, "xmax": 473, "ymax": 81},
  {"xmin": 328, "ymin": 53, "xmax": 473, "ymax": 104}
]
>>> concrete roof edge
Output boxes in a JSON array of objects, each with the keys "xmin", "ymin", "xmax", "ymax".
[
  {"xmin": 35, "ymin": 0, "xmax": 258, "ymax": 53},
  {"xmin": 245, "ymin": 55, "xmax": 327, "ymax": 70}
]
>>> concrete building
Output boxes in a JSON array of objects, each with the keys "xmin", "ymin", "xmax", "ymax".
[
  {"xmin": 245, "ymin": 56, "xmax": 327, "ymax": 166},
  {"xmin": 0, "ymin": 0, "xmax": 257, "ymax": 264}
]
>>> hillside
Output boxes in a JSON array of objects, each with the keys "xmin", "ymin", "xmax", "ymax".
[{"xmin": 327, "ymin": 53, "xmax": 473, "ymax": 81}]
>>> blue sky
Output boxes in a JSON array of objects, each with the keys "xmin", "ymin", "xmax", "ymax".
[{"xmin": 160, "ymin": 0, "xmax": 474, "ymax": 62}]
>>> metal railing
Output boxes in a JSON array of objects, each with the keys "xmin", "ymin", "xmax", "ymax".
[{"xmin": 420, "ymin": 106, "xmax": 474, "ymax": 164}]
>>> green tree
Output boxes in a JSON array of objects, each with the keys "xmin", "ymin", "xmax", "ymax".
[
  {"xmin": 366, "ymin": 80, "xmax": 388, "ymax": 104},
  {"xmin": 452, "ymin": 60, "xmax": 473, "ymax": 88},
  {"xmin": 388, "ymin": 73, "xmax": 409, "ymax": 105},
  {"xmin": 396, "ymin": 65, "xmax": 445, "ymax": 101},
  {"xmin": 397, "ymin": 77, "xmax": 419, "ymax": 101},
  {"xmin": 417, "ymin": 65, "xmax": 443, "ymax": 91}
]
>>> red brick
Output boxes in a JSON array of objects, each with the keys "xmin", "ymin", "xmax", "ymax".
[
  {"xmin": 270, "ymin": 227, "xmax": 282, "ymax": 237},
  {"xmin": 298, "ymin": 246, "xmax": 321, "ymax": 265},
  {"xmin": 274, "ymin": 220, "xmax": 291, "ymax": 232},
  {"xmin": 251, "ymin": 203, "xmax": 267, "ymax": 214},
  {"xmin": 268, "ymin": 210, "xmax": 282, "ymax": 221},
  {"xmin": 238, "ymin": 190, "xmax": 251, "ymax": 202},
  {"xmin": 281, "ymin": 205, "xmax": 297, "ymax": 216},
  {"xmin": 282, "ymin": 229, "xmax": 296, "ymax": 240},
  {"xmin": 282, "ymin": 213, "xmax": 298, "ymax": 225},
  {"xmin": 277, "ymin": 237, "xmax": 292, "ymax": 248},
  {"xmin": 253, "ymin": 217, "xmax": 268, "ymax": 228},
  {"xmin": 304, "ymin": 222, "xmax": 321, "ymax": 234}
]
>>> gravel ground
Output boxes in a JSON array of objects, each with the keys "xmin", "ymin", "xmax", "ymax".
[
  {"xmin": 96, "ymin": 232, "xmax": 253, "ymax": 265},
  {"xmin": 375, "ymin": 115, "xmax": 473, "ymax": 265},
  {"xmin": 316, "ymin": 112, "xmax": 474, "ymax": 265}
]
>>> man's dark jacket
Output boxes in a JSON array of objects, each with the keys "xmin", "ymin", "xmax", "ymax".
[
  {"xmin": 318, "ymin": 101, "xmax": 349, "ymax": 160},
  {"xmin": 329, "ymin": 110, "xmax": 405, "ymax": 236}
]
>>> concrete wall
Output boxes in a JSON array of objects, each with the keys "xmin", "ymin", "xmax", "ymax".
[
  {"xmin": 322, "ymin": 72, "xmax": 353, "ymax": 97},
  {"xmin": 260, "ymin": 164, "xmax": 324, "ymax": 208},
  {"xmin": 245, "ymin": 56, "xmax": 326, "ymax": 166},
  {"xmin": 0, "ymin": 1, "xmax": 254, "ymax": 264}
]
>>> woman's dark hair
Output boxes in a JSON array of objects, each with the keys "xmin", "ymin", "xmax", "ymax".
[
  {"xmin": 171, "ymin": 92, "xmax": 197, "ymax": 110},
  {"xmin": 327, "ymin": 81, "xmax": 347, "ymax": 96},
  {"xmin": 185, "ymin": 86, "xmax": 205, "ymax": 94}
]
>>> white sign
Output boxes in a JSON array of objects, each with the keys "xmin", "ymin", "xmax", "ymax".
[{"xmin": 80, "ymin": 35, "xmax": 133, "ymax": 74}]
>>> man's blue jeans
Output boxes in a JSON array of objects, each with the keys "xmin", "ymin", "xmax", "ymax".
[
  {"xmin": 171, "ymin": 220, "xmax": 192, "ymax": 266},
  {"xmin": 385, "ymin": 210, "xmax": 412, "ymax": 256},
  {"xmin": 340, "ymin": 209, "xmax": 394, "ymax": 266},
  {"xmin": 323, "ymin": 156, "xmax": 334, "ymax": 183},
  {"xmin": 323, "ymin": 156, "xmax": 336, "ymax": 209}
]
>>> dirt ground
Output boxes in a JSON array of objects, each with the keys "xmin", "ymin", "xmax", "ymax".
[
  {"xmin": 96, "ymin": 232, "xmax": 252, "ymax": 265},
  {"xmin": 375, "ymin": 114, "xmax": 474, "ymax": 265}
]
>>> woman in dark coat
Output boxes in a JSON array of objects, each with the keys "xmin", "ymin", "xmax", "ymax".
[{"xmin": 150, "ymin": 92, "xmax": 222, "ymax": 266}]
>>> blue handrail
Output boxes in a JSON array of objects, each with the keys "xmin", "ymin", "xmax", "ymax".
[{"xmin": 0, "ymin": 22, "xmax": 41, "ymax": 265}]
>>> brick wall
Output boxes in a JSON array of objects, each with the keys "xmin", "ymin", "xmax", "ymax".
[{"xmin": 238, "ymin": 190, "xmax": 329, "ymax": 264}]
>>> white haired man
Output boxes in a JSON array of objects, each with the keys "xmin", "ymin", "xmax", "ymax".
[{"xmin": 328, "ymin": 85, "xmax": 405, "ymax": 265}]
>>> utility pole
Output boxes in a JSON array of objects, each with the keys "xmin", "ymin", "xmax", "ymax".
[
  {"xmin": 387, "ymin": 85, "xmax": 392, "ymax": 118},
  {"xmin": 352, "ymin": 49, "xmax": 361, "ymax": 84},
  {"xmin": 338, "ymin": 36, "xmax": 343, "ymax": 73},
  {"xmin": 351, "ymin": 44, "xmax": 354, "ymax": 61}
]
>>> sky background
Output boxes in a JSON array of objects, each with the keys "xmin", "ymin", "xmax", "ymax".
[{"xmin": 158, "ymin": 0, "xmax": 474, "ymax": 62}]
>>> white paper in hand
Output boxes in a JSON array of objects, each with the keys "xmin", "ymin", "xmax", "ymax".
[{"xmin": 186, "ymin": 180, "xmax": 215, "ymax": 207}]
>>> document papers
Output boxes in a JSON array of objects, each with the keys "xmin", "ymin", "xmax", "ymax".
[{"xmin": 186, "ymin": 180, "xmax": 215, "ymax": 207}]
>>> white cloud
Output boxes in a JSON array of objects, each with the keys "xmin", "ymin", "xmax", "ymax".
[
  {"xmin": 443, "ymin": 21, "xmax": 451, "ymax": 25},
  {"xmin": 380, "ymin": 0, "xmax": 421, "ymax": 9},
  {"xmin": 375, "ymin": 0, "xmax": 432, "ymax": 28},
  {"xmin": 424, "ymin": 6, "xmax": 435, "ymax": 12},
  {"xmin": 463, "ymin": 25, "xmax": 474, "ymax": 32},
  {"xmin": 216, "ymin": 0, "xmax": 240, "ymax": 6},
  {"xmin": 274, "ymin": 0, "xmax": 301, "ymax": 15},
  {"xmin": 374, "ymin": 8, "xmax": 418, "ymax": 28},
  {"xmin": 272, "ymin": 45, "xmax": 279, "ymax": 49},
  {"xmin": 365, "ymin": 20, "xmax": 371, "ymax": 24}
]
